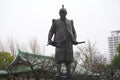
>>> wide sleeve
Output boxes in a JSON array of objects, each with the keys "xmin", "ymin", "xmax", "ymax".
[
  {"xmin": 71, "ymin": 20, "xmax": 77, "ymax": 41},
  {"xmin": 48, "ymin": 19, "xmax": 56, "ymax": 43}
]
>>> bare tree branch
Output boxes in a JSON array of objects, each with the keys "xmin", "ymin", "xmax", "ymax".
[
  {"xmin": 28, "ymin": 38, "xmax": 41, "ymax": 54},
  {"xmin": 0, "ymin": 39, "xmax": 5, "ymax": 51},
  {"xmin": 75, "ymin": 40, "xmax": 107, "ymax": 73}
]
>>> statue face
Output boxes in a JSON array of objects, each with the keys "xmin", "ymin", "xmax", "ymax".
[{"xmin": 59, "ymin": 11, "xmax": 67, "ymax": 20}]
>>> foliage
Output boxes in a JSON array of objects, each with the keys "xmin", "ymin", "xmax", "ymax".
[
  {"xmin": 0, "ymin": 78, "xmax": 7, "ymax": 80},
  {"xmin": 0, "ymin": 51, "xmax": 14, "ymax": 70},
  {"xmin": 111, "ymin": 44, "xmax": 120, "ymax": 69},
  {"xmin": 111, "ymin": 54, "xmax": 120, "ymax": 69},
  {"xmin": 117, "ymin": 43, "xmax": 120, "ymax": 54}
]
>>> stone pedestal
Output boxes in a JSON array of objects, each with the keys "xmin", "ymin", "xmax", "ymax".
[{"xmin": 53, "ymin": 74, "xmax": 77, "ymax": 80}]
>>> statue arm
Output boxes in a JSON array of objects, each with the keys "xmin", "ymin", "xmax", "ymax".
[
  {"xmin": 71, "ymin": 20, "xmax": 77, "ymax": 41},
  {"xmin": 48, "ymin": 19, "xmax": 56, "ymax": 44}
]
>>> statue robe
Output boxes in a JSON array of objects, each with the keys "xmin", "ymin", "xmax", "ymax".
[{"xmin": 48, "ymin": 18, "xmax": 77, "ymax": 63}]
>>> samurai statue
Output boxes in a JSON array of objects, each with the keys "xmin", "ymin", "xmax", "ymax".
[{"xmin": 48, "ymin": 5, "xmax": 79, "ymax": 80}]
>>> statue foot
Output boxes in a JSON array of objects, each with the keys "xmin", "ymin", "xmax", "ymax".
[{"xmin": 54, "ymin": 73, "xmax": 61, "ymax": 80}]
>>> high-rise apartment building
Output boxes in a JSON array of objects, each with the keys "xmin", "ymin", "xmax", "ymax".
[{"xmin": 108, "ymin": 30, "xmax": 120, "ymax": 63}]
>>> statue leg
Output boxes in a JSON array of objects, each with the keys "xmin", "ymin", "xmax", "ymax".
[
  {"xmin": 54, "ymin": 63, "xmax": 61, "ymax": 80},
  {"xmin": 56, "ymin": 63, "xmax": 61, "ymax": 75},
  {"xmin": 66, "ymin": 62, "xmax": 74, "ymax": 80},
  {"xmin": 66, "ymin": 63, "xmax": 71, "ymax": 75}
]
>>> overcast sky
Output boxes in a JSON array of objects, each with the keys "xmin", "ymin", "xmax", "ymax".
[{"xmin": 0, "ymin": 0, "xmax": 120, "ymax": 56}]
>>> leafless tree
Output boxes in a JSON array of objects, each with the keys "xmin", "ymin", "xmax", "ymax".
[
  {"xmin": 28, "ymin": 38, "xmax": 41, "ymax": 54},
  {"xmin": 0, "ymin": 39, "xmax": 5, "ymax": 51},
  {"xmin": 7, "ymin": 38, "xmax": 17, "ymax": 57},
  {"xmin": 75, "ymin": 41, "xmax": 107, "ymax": 73},
  {"xmin": 0, "ymin": 38, "xmax": 18, "ymax": 57}
]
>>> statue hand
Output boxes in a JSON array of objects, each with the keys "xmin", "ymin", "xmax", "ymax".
[
  {"xmin": 73, "ymin": 41, "xmax": 79, "ymax": 45},
  {"xmin": 48, "ymin": 41, "xmax": 56, "ymax": 47}
]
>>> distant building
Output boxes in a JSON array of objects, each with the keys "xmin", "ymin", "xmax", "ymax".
[{"xmin": 108, "ymin": 30, "xmax": 120, "ymax": 63}]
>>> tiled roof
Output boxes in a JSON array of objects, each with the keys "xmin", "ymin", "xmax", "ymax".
[{"xmin": 4, "ymin": 50, "xmax": 55, "ymax": 73}]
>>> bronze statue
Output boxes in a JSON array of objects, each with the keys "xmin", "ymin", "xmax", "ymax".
[{"xmin": 48, "ymin": 5, "xmax": 82, "ymax": 80}]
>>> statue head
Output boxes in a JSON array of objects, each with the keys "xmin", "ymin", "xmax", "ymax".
[{"xmin": 59, "ymin": 5, "xmax": 67, "ymax": 20}]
